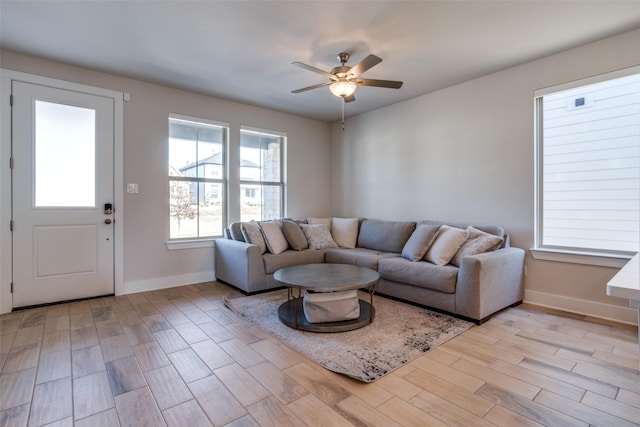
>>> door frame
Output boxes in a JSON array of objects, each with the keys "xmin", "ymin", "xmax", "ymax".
[{"xmin": 0, "ymin": 69, "xmax": 124, "ymax": 314}]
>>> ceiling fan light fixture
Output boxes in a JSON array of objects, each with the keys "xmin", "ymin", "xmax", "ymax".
[{"xmin": 329, "ymin": 80, "xmax": 357, "ymax": 98}]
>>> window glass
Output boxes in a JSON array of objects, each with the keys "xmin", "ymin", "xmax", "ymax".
[
  {"xmin": 240, "ymin": 129, "xmax": 284, "ymax": 221},
  {"xmin": 169, "ymin": 116, "xmax": 227, "ymax": 239},
  {"xmin": 536, "ymin": 70, "xmax": 640, "ymax": 255}
]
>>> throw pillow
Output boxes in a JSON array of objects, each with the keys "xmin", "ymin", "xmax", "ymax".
[
  {"xmin": 308, "ymin": 217, "xmax": 332, "ymax": 230},
  {"xmin": 259, "ymin": 221, "xmax": 289, "ymax": 254},
  {"xmin": 401, "ymin": 224, "xmax": 441, "ymax": 262},
  {"xmin": 357, "ymin": 219, "xmax": 416, "ymax": 253},
  {"xmin": 240, "ymin": 220, "xmax": 266, "ymax": 254},
  {"xmin": 281, "ymin": 219, "xmax": 309, "ymax": 251},
  {"xmin": 331, "ymin": 217, "xmax": 359, "ymax": 248},
  {"xmin": 299, "ymin": 224, "xmax": 338, "ymax": 250},
  {"xmin": 228, "ymin": 221, "xmax": 245, "ymax": 241},
  {"xmin": 451, "ymin": 226, "xmax": 504, "ymax": 266},
  {"xmin": 424, "ymin": 225, "xmax": 469, "ymax": 266}
]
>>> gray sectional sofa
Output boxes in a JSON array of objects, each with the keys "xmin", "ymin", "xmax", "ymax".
[{"xmin": 214, "ymin": 218, "xmax": 525, "ymax": 323}]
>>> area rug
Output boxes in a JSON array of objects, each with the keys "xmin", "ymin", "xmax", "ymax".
[{"xmin": 224, "ymin": 290, "xmax": 473, "ymax": 382}]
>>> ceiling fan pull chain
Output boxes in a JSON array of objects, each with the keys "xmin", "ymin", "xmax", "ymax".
[{"xmin": 341, "ymin": 97, "xmax": 345, "ymax": 131}]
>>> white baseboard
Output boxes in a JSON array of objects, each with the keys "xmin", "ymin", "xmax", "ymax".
[
  {"xmin": 524, "ymin": 290, "xmax": 638, "ymax": 326},
  {"xmin": 121, "ymin": 270, "xmax": 216, "ymax": 296}
]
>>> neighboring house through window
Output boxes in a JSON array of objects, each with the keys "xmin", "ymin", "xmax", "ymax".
[
  {"xmin": 168, "ymin": 114, "xmax": 228, "ymax": 240},
  {"xmin": 534, "ymin": 67, "xmax": 640, "ymax": 264}
]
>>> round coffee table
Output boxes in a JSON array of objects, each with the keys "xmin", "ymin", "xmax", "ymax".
[{"xmin": 274, "ymin": 263, "xmax": 379, "ymax": 332}]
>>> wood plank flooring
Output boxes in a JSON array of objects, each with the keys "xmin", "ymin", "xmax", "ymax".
[{"xmin": 0, "ymin": 281, "xmax": 638, "ymax": 426}]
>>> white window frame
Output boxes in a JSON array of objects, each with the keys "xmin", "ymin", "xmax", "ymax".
[
  {"xmin": 239, "ymin": 126, "xmax": 286, "ymax": 221},
  {"xmin": 532, "ymin": 65, "xmax": 640, "ymax": 267},
  {"xmin": 167, "ymin": 113, "xmax": 228, "ymax": 250}
]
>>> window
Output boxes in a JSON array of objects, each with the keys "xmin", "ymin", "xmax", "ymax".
[
  {"xmin": 168, "ymin": 115, "xmax": 227, "ymax": 240},
  {"xmin": 534, "ymin": 68, "xmax": 640, "ymax": 260},
  {"xmin": 239, "ymin": 127, "xmax": 284, "ymax": 222}
]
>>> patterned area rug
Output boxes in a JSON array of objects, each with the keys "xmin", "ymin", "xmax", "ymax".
[{"xmin": 224, "ymin": 290, "xmax": 473, "ymax": 382}]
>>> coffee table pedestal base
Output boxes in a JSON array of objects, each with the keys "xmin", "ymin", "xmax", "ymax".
[{"xmin": 278, "ymin": 298, "xmax": 375, "ymax": 333}]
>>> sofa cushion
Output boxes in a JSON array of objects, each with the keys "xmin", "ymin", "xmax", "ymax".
[
  {"xmin": 259, "ymin": 221, "xmax": 289, "ymax": 254},
  {"xmin": 357, "ymin": 219, "xmax": 416, "ymax": 253},
  {"xmin": 451, "ymin": 226, "xmax": 504, "ymax": 266},
  {"xmin": 424, "ymin": 225, "xmax": 469, "ymax": 266},
  {"xmin": 323, "ymin": 247, "xmax": 399, "ymax": 270},
  {"xmin": 300, "ymin": 224, "xmax": 338, "ymax": 250},
  {"xmin": 331, "ymin": 217, "xmax": 359, "ymax": 249},
  {"xmin": 401, "ymin": 224, "xmax": 441, "ymax": 261},
  {"xmin": 378, "ymin": 257, "xmax": 459, "ymax": 294},
  {"xmin": 241, "ymin": 220, "xmax": 266, "ymax": 254},
  {"xmin": 418, "ymin": 220, "xmax": 504, "ymax": 239},
  {"xmin": 263, "ymin": 249, "xmax": 325, "ymax": 274},
  {"xmin": 281, "ymin": 220, "xmax": 308, "ymax": 251}
]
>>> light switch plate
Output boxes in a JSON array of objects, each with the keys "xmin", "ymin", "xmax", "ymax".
[{"xmin": 127, "ymin": 183, "xmax": 139, "ymax": 194}]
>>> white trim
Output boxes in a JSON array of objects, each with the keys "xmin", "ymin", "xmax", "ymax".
[
  {"xmin": 0, "ymin": 68, "xmax": 124, "ymax": 313},
  {"xmin": 122, "ymin": 271, "xmax": 215, "ymax": 295},
  {"xmin": 529, "ymin": 248, "xmax": 631, "ymax": 268},
  {"xmin": 534, "ymin": 64, "xmax": 640, "ymax": 97},
  {"xmin": 166, "ymin": 239, "xmax": 214, "ymax": 250},
  {"xmin": 169, "ymin": 112, "xmax": 229, "ymax": 129},
  {"xmin": 524, "ymin": 289, "xmax": 638, "ymax": 326},
  {"xmin": 0, "ymin": 76, "xmax": 12, "ymax": 314},
  {"xmin": 240, "ymin": 125, "xmax": 287, "ymax": 137}
]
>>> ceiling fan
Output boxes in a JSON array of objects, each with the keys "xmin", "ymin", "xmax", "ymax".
[{"xmin": 291, "ymin": 52, "xmax": 403, "ymax": 103}]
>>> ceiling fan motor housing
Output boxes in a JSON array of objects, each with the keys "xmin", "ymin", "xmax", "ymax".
[
  {"xmin": 333, "ymin": 53, "xmax": 352, "ymax": 78},
  {"xmin": 331, "ymin": 65, "xmax": 352, "ymax": 78}
]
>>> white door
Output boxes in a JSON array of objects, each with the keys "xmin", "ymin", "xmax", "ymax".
[{"xmin": 12, "ymin": 81, "xmax": 114, "ymax": 308}]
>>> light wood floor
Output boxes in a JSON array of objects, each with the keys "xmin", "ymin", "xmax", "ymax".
[{"xmin": 0, "ymin": 281, "xmax": 638, "ymax": 427}]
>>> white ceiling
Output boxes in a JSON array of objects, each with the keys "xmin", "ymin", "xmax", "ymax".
[{"xmin": 2, "ymin": 1, "xmax": 640, "ymax": 122}]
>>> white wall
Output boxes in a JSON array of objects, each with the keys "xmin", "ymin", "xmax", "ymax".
[
  {"xmin": 331, "ymin": 28, "xmax": 640, "ymax": 325},
  {"xmin": 0, "ymin": 50, "xmax": 331, "ymax": 310}
]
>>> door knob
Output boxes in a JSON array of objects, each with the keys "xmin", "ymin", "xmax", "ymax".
[{"xmin": 105, "ymin": 219, "xmax": 112, "ymax": 224}]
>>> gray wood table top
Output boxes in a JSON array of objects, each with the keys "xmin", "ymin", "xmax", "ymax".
[{"xmin": 273, "ymin": 263, "xmax": 379, "ymax": 292}]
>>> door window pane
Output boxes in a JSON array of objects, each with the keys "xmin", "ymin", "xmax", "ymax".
[{"xmin": 35, "ymin": 101, "xmax": 96, "ymax": 207}]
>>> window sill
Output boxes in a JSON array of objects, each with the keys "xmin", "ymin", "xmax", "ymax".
[
  {"xmin": 166, "ymin": 239, "xmax": 215, "ymax": 251},
  {"xmin": 529, "ymin": 248, "xmax": 633, "ymax": 268}
]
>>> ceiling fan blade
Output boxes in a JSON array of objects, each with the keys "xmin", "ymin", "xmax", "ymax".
[
  {"xmin": 291, "ymin": 82, "xmax": 331, "ymax": 94},
  {"xmin": 356, "ymin": 78, "xmax": 403, "ymax": 89},
  {"xmin": 348, "ymin": 54, "xmax": 382, "ymax": 78},
  {"xmin": 292, "ymin": 62, "xmax": 335, "ymax": 79},
  {"xmin": 344, "ymin": 94, "xmax": 356, "ymax": 103}
]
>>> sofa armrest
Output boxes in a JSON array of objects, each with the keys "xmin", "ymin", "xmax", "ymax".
[
  {"xmin": 214, "ymin": 239, "xmax": 266, "ymax": 293},
  {"xmin": 455, "ymin": 247, "xmax": 525, "ymax": 322}
]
